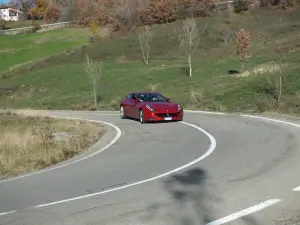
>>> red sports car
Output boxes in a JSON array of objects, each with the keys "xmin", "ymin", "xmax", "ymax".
[{"xmin": 119, "ymin": 92, "xmax": 183, "ymax": 123}]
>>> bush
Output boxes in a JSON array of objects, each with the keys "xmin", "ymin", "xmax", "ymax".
[
  {"xmin": 279, "ymin": 0, "xmax": 299, "ymax": 10},
  {"xmin": 29, "ymin": 0, "xmax": 49, "ymax": 19},
  {"xmin": 138, "ymin": 0, "xmax": 178, "ymax": 25},
  {"xmin": 0, "ymin": 18, "xmax": 7, "ymax": 30},
  {"xmin": 138, "ymin": 0, "xmax": 215, "ymax": 26},
  {"xmin": 88, "ymin": 21, "xmax": 102, "ymax": 42},
  {"xmin": 76, "ymin": 0, "xmax": 115, "ymax": 26},
  {"xmin": 233, "ymin": 0, "xmax": 249, "ymax": 13},
  {"xmin": 176, "ymin": 0, "xmax": 215, "ymax": 18},
  {"xmin": 44, "ymin": 5, "xmax": 61, "ymax": 23}
]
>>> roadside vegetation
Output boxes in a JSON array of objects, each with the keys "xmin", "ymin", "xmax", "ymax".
[
  {"xmin": 0, "ymin": 111, "xmax": 105, "ymax": 180},
  {"xmin": 0, "ymin": 0, "xmax": 300, "ymax": 115}
]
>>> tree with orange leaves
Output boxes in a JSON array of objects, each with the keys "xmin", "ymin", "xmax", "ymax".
[
  {"xmin": 235, "ymin": 28, "xmax": 251, "ymax": 72},
  {"xmin": 44, "ymin": 4, "xmax": 61, "ymax": 23},
  {"xmin": 29, "ymin": 0, "xmax": 48, "ymax": 19}
]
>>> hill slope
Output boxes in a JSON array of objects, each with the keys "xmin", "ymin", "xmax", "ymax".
[{"xmin": 0, "ymin": 9, "xmax": 300, "ymax": 115}]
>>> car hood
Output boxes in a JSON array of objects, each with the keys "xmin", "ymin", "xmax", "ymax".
[{"xmin": 143, "ymin": 102, "xmax": 179, "ymax": 111}]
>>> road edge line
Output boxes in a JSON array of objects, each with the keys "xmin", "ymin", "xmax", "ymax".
[{"xmin": 206, "ymin": 199, "xmax": 282, "ymax": 225}]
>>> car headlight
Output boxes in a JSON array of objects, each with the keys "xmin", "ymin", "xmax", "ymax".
[
  {"xmin": 146, "ymin": 105, "xmax": 154, "ymax": 111},
  {"xmin": 177, "ymin": 104, "xmax": 182, "ymax": 111}
]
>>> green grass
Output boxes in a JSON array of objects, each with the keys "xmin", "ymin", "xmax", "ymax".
[
  {"xmin": 0, "ymin": 27, "xmax": 90, "ymax": 74},
  {"xmin": 1, "ymin": 9, "xmax": 300, "ymax": 115}
]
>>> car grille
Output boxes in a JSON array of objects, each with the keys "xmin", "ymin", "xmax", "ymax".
[{"xmin": 155, "ymin": 113, "xmax": 179, "ymax": 118}]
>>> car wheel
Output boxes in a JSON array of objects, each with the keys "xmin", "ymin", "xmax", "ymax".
[
  {"xmin": 120, "ymin": 105, "xmax": 126, "ymax": 119},
  {"xmin": 139, "ymin": 109, "xmax": 145, "ymax": 124}
]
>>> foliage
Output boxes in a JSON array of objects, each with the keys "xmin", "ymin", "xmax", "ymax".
[
  {"xmin": 232, "ymin": 0, "xmax": 249, "ymax": 13},
  {"xmin": 76, "ymin": 0, "xmax": 115, "ymax": 26},
  {"xmin": 279, "ymin": 0, "xmax": 299, "ymax": 10},
  {"xmin": 44, "ymin": 5, "xmax": 61, "ymax": 23},
  {"xmin": 235, "ymin": 28, "xmax": 251, "ymax": 72},
  {"xmin": 29, "ymin": 0, "xmax": 49, "ymax": 20},
  {"xmin": 137, "ymin": 0, "xmax": 215, "ymax": 26},
  {"xmin": 176, "ymin": 0, "xmax": 215, "ymax": 18},
  {"xmin": 0, "ymin": 17, "xmax": 8, "ymax": 30},
  {"xmin": 30, "ymin": 19, "xmax": 42, "ymax": 33},
  {"xmin": 138, "ymin": 0, "xmax": 178, "ymax": 25},
  {"xmin": 88, "ymin": 21, "xmax": 102, "ymax": 42}
]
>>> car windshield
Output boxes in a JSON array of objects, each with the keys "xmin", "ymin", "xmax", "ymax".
[{"xmin": 137, "ymin": 93, "xmax": 167, "ymax": 102}]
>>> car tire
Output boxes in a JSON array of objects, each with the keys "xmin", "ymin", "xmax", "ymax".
[
  {"xmin": 120, "ymin": 105, "xmax": 126, "ymax": 119},
  {"xmin": 139, "ymin": 109, "xmax": 145, "ymax": 124}
]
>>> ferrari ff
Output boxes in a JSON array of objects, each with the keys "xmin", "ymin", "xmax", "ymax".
[{"xmin": 119, "ymin": 92, "xmax": 183, "ymax": 123}]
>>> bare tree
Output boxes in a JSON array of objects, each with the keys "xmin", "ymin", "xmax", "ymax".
[
  {"xmin": 14, "ymin": 0, "xmax": 35, "ymax": 19},
  {"xmin": 138, "ymin": 25, "xmax": 153, "ymax": 64},
  {"xmin": 178, "ymin": 17, "xmax": 199, "ymax": 77},
  {"xmin": 84, "ymin": 54, "xmax": 103, "ymax": 109}
]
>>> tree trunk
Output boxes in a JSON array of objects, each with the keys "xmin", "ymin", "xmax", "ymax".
[
  {"xmin": 278, "ymin": 76, "xmax": 282, "ymax": 105},
  {"xmin": 93, "ymin": 83, "xmax": 97, "ymax": 109},
  {"xmin": 188, "ymin": 55, "xmax": 192, "ymax": 77},
  {"xmin": 241, "ymin": 62, "xmax": 244, "ymax": 73}
]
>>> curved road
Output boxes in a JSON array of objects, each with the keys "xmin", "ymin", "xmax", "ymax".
[{"xmin": 1, "ymin": 111, "xmax": 300, "ymax": 225}]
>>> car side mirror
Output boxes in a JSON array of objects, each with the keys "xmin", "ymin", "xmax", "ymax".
[
  {"xmin": 167, "ymin": 98, "xmax": 171, "ymax": 102},
  {"xmin": 135, "ymin": 98, "xmax": 139, "ymax": 103}
]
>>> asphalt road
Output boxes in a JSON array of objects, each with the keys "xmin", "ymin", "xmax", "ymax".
[{"xmin": 1, "ymin": 110, "xmax": 300, "ymax": 225}]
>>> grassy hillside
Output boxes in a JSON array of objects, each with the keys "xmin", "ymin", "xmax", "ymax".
[
  {"xmin": 0, "ymin": 27, "xmax": 90, "ymax": 74},
  {"xmin": 1, "ymin": 9, "xmax": 300, "ymax": 115}
]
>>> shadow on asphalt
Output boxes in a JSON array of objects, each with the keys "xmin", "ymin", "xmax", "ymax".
[
  {"xmin": 124, "ymin": 117, "xmax": 180, "ymax": 124},
  {"xmin": 163, "ymin": 168, "xmax": 216, "ymax": 224},
  {"xmin": 139, "ymin": 167, "xmax": 219, "ymax": 225},
  {"xmin": 139, "ymin": 167, "xmax": 260, "ymax": 225}
]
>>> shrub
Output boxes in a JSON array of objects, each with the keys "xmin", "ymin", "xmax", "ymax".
[
  {"xmin": 279, "ymin": 0, "xmax": 299, "ymax": 10},
  {"xmin": 0, "ymin": 18, "xmax": 7, "ymax": 30},
  {"xmin": 44, "ymin": 5, "xmax": 61, "ymax": 23},
  {"xmin": 29, "ymin": 0, "xmax": 49, "ymax": 20},
  {"xmin": 138, "ymin": 0, "xmax": 215, "ymax": 25},
  {"xmin": 232, "ymin": 0, "xmax": 249, "ymax": 13},
  {"xmin": 176, "ymin": 0, "xmax": 215, "ymax": 18},
  {"xmin": 76, "ymin": 0, "xmax": 115, "ymax": 26},
  {"xmin": 88, "ymin": 21, "xmax": 102, "ymax": 42},
  {"xmin": 138, "ymin": 0, "xmax": 178, "ymax": 25}
]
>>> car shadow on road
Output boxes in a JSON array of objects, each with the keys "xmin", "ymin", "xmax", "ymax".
[
  {"xmin": 125, "ymin": 117, "xmax": 180, "ymax": 124},
  {"xmin": 139, "ymin": 167, "xmax": 260, "ymax": 225},
  {"xmin": 139, "ymin": 167, "xmax": 220, "ymax": 225}
]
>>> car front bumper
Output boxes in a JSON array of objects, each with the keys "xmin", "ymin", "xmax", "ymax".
[{"xmin": 145, "ymin": 110, "xmax": 183, "ymax": 121}]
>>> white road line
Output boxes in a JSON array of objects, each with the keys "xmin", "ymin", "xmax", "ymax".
[
  {"xmin": 184, "ymin": 110, "xmax": 227, "ymax": 115},
  {"xmin": 0, "ymin": 210, "xmax": 16, "ymax": 216},
  {"xmin": 31, "ymin": 121, "xmax": 217, "ymax": 209},
  {"xmin": 293, "ymin": 186, "xmax": 300, "ymax": 191},
  {"xmin": 0, "ymin": 117, "xmax": 122, "ymax": 184},
  {"xmin": 206, "ymin": 199, "xmax": 282, "ymax": 225},
  {"xmin": 242, "ymin": 114, "xmax": 300, "ymax": 128}
]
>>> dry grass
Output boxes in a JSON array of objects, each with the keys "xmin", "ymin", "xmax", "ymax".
[
  {"xmin": 234, "ymin": 63, "xmax": 286, "ymax": 78},
  {"xmin": 0, "ymin": 112, "xmax": 105, "ymax": 180},
  {"xmin": 147, "ymin": 83, "xmax": 160, "ymax": 92},
  {"xmin": 189, "ymin": 90, "xmax": 204, "ymax": 107}
]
